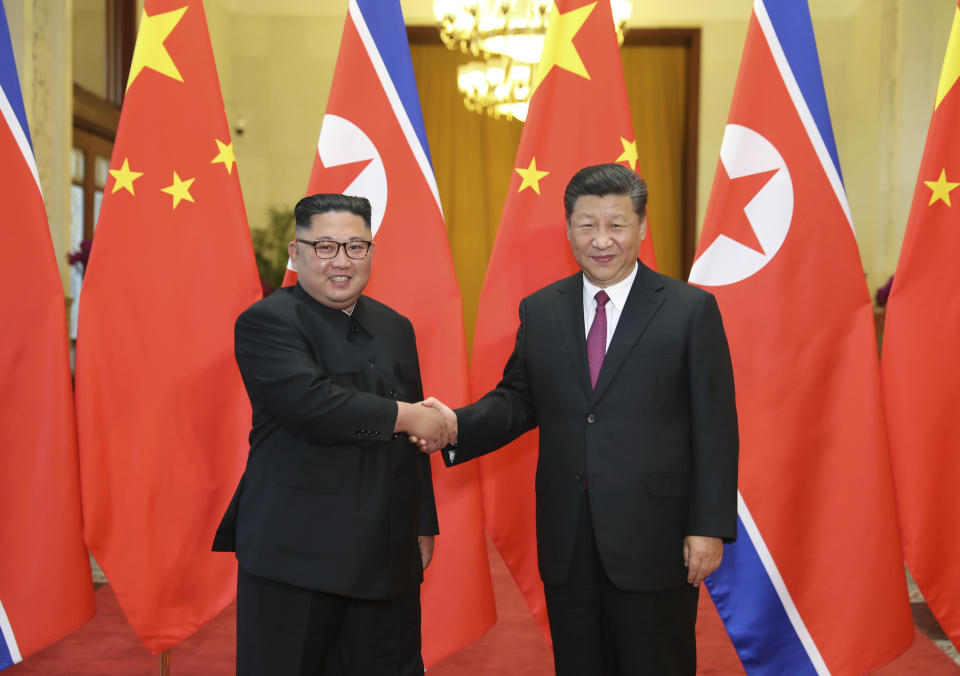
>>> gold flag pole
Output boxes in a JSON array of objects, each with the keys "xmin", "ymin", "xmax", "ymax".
[{"xmin": 159, "ymin": 650, "xmax": 170, "ymax": 676}]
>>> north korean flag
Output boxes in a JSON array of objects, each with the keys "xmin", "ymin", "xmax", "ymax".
[
  {"xmin": 293, "ymin": 1, "xmax": 496, "ymax": 666},
  {"xmin": 691, "ymin": 1, "xmax": 912, "ymax": 674}
]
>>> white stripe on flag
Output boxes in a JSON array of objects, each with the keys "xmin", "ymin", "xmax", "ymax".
[
  {"xmin": 0, "ymin": 83, "xmax": 42, "ymax": 195},
  {"xmin": 0, "ymin": 598, "xmax": 23, "ymax": 665},
  {"xmin": 754, "ymin": 0, "xmax": 853, "ymax": 234},
  {"xmin": 347, "ymin": 0, "xmax": 444, "ymax": 217},
  {"xmin": 737, "ymin": 492, "xmax": 831, "ymax": 675}
]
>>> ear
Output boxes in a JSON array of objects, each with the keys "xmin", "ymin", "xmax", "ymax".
[
  {"xmin": 287, "ymin": 241, "xmax": 299, "ymax": 271},
  {"xmin": 639, "ymin": 216, "xmax": 648, "ymax": 240}
]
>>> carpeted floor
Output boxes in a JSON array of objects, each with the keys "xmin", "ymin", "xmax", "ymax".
[{"xmin": 9, "ymin": 541, "xmax": 958, "ymax": 674}]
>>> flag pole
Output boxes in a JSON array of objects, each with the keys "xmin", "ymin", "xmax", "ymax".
[{"xmin": 159, "ymin": 650, "xmax": 170, "ymax": 676}]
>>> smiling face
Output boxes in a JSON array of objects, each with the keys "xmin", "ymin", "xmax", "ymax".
[
  {"xmin": 288, "ymin": 210, "xmax": 374, "ymax": 312},
  {"xmin": 566, "ymin": 193, "xmax": 647, "ymax": 288}
]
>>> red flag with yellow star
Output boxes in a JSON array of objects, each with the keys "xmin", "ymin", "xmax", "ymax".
[
  {"xmin": 74, "ymin": 0, "xmax": 261, "ymax": 653},
  {"xmin": 471, "ymin": 0, "xmax": 655, "ymax": 638},
  {"xmin": 882, "ymin": 0, "xmax": 960, "ymax": 650}
]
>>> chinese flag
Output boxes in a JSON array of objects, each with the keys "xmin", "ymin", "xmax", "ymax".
[
  {"xmin": 0, "ymin": 6, "xmax": 94, "ymax": 669},
  {"xmin": 882, "ymin": 0, "xmax": 960, "ymax": 651},
  {"xmin": 294, "ymin": 0, "xmax": 496, "ymax": 664},
  {"xmin": 74, "ymin": 0, "xmax": 261, "ymax": 653},
  {"xmin": 691, "ymin": 2, "xmax": 911, "ymax": 673},
  {"xmin": 471, "ymin": 0, "xmax": 655, "ymax": 638}
]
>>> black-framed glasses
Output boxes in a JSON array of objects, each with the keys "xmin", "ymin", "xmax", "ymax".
[{"xmin": 296, "ymin": 239, "xmax": 373, "ymax": 260}]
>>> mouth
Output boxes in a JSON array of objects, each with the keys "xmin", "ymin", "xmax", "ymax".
[
  {"xmin": 591, "ymin": 255, "xmax": 616, "ymax": 264},
  {"xmin": 329, "ymin": 275, "xmax": 351, "ymax": 284}
]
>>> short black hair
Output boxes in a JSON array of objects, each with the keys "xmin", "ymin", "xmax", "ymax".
[
  {"xmin": 563, "ymin": 164, "xmax": 647, "ymax": 221},
  {"xmin": 294, "ymin": 193, "xmax": 372, "ymax": 230}
]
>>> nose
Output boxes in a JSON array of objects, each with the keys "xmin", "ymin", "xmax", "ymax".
[
  {"xmin": 592, "ymin": 232, "xmax": 613, "ymax": 249},
  {"xmin": 331, "ymin": 245, "xmax": 352, "ymax": 266}
]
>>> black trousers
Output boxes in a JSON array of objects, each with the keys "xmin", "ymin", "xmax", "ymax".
[
  {"xmin": 236, "ymin": 566, "xmax": 424, "ymax": 676},
  {"xmin": 543, "ymin": 495, "xmax": 700, "ymax": 676}
]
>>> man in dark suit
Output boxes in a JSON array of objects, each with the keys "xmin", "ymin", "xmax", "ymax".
[
  {"xmin": 424, "ymin": 164, "xmax": 738, "ymax": 675},
  {"xmin": 213, "ymin": 193, "xmax": 451, "ymax": 676}
]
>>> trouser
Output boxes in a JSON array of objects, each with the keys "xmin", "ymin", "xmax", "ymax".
[
  {"xmin": 236, "ymin": 565, "xmax": 424, "ymax": 676},
  {"xmin": 543, "ymin": 495, "xmax": 700, "ymax": 676}
]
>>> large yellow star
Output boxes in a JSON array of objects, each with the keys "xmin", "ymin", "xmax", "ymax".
[
  {"xmin": 211, "ymin": 139, "xmax": 236, "ymax": 174},
  {"xmin": 516, "ymin": 157, "xmax": 549, "ymax": 194},
  {"xmin": 530, "ymin": 2, "xmax": 596, "ymax": 96},
  {"xmin": 616, "ymin": 137, "xmax": 638, "ymax": 170},
  {"xmin": 924, "ymin": 168, "xmax": 959, "ymax": 206},
  {"xmin": 127, "ymin": 6, "xmax": 188, "ymax": 91},
  {"xmin": 108, "ymin": 157, "xmax": 143, "ymax": 195},
  {"xmin": 161, "ymin": 171, "xmax": 195, "ymax": 209},
  {"xmin": 935, "ymin": 7, "xmax": 960, "ymax": 109}
]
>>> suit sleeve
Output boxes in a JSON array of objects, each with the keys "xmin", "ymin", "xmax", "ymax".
[
  {"xmin": 444, "ymin": 298, "xmax": 538, "ymax": 467},
  {"xmin": 399, "ymin": 317, "xmax": 440, "ymax": 536},
  {"xmin": 234, "ymin": 303, "xmax": 398, "ymax": 447},
  {"xmin": 686, "ymin": 292, "xmax": 739, "ymax": 541}
]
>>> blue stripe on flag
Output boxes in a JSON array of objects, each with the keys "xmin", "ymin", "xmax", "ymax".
[
  {"xmin": 0, "ymin": 641, "xmax": 13, "ymax": 671},
  {"xmin": 762, "ymin": 0, "xmax": 841, "ymax": 184},
  {"xmin": 0, "ymin": 599, "xmax": 16, "ymax": 671},
  {"xmin": 354, "ymin": 0, "xmax": 433, "ymax": 168},
  {"xmin": 0, "ymin": 4, "xmax": 33, "ymax": 151},
  {"xmin": 706, "ymin": 516, "xmax": 819, "ymax": 676}
]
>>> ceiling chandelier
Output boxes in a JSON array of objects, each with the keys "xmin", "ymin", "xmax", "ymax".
[{"xmin": 434, "ymin": 0, "xmax": 632, "ymax": 122}]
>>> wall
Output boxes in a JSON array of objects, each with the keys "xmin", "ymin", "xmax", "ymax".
[
  {"xmin": 5, "ymin": 0, "xmax": 73, "ymax": 290},
  {"xmin": 206, "ymin": 1, "xmax": 345, "ymax": 232}
]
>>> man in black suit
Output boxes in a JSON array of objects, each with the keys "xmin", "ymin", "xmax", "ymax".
[
  {"xmin": 424, "ymin": 164, "xmax": 738, "ymax": 675},
  {"xmin": 213, "ymin": 193, "xmax": 451, "ymax": 676}
]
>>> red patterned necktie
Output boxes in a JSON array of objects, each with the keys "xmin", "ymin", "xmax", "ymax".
[{"xmin": 587, "ymin": 290, "xmax": 610, "ymax": 388}]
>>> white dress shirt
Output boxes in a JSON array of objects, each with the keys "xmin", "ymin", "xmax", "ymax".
[{"xmin": 581, "ymin": 262, "xmax": 639, "ymax": 350}]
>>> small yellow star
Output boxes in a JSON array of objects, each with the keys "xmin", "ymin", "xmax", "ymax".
[
  {"xmin": 127, "ymin": 6, "xmax": 188, "ymax": 90},
  {"xmin": 161, "ymin": 171, "xmax": 195, "ymax": 209},
  {"xmin": 108, "ymin": 157, "xmax": 144, "ymax": 195},
  {"xmin": 516, "ymin": 157, "xmax": 550, "ymax": 194},
  {"xmin": 616, "ymin": 137, "xmax": 638, "ymax": 170},
  {"xmin": 530, "ymin": 2, "xmax": 596, "ymax": 96},
  {"xmin": 924, "ymin": 168, "xmax": 959, "ymax": 207},
  {"xmin": 211, "ymin": 139, "xmax": 236, "ymax": 174}
]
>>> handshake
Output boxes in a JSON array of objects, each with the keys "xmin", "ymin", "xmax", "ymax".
[{"xmin": 394, "ymin": 397, "xmax": 457, "ymax": 453}]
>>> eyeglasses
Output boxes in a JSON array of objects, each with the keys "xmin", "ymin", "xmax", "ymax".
[{"xmin": 296, "ymin": 239, "xmax": 373, "ymax": 260}]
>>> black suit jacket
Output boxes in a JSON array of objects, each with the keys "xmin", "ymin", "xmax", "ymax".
[
  {"xmin": 446, "ymin": 262, "xmax": 737, "ymax": 590},
  {"xmin": 214, "ymin": 284, "xmax": 439, "ymax": 600}
]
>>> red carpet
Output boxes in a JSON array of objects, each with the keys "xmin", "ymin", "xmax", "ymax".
[{"xmin": 9, "ymin": 541, "xmax": 958, "ymax": 674}]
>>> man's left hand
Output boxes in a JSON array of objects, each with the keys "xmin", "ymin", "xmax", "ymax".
[
  {"xmin": 683, "ymin": 535, "xmax": 723, "ymax": 587},
  {"xmin": 419, "ymin": 535, "xmax": 435, "ymax": 570}
]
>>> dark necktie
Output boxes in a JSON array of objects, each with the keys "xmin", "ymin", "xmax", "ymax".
[{"xmin": 587, "ymin": 290, "xmax": 610, "ymax": 388}]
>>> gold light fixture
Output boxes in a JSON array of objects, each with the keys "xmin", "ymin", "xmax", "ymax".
[{"xmin": 434, "ymin": 0, "xmax": 632, "ymax": 121}]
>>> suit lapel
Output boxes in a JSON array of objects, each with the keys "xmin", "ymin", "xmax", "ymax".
[
  {"xmin": 591, "ymin": 263, "xmax": 666, "ymax": 403},
  {"xmin": 553, "ymin": 273, "xmax": 593, "ymax": 398}
]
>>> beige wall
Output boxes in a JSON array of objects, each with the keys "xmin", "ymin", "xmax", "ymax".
[
  {"xmin": 6, "ymin": 0, "xmax": 73, "ymax": 290},
  {"xmin": 206, "ymin": 1, "xmax": 346, "ymax": 232},
  {"xmin": 36, "ymin": 0, "xmax": 960, "ymax": 293}
]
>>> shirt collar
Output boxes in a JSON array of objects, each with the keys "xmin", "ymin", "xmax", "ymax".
[
  {"xmin": 293, "ymin": 283, "xmax": 374, "ymax": 335},
  {"xmin": 582, "ymin": 261, "xmax": 639, "ymax": 311}
]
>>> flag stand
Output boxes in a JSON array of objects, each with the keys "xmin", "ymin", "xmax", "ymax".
[{"xmin": 159, "ymin": 650, "xmax": 170, "ymax": 675}]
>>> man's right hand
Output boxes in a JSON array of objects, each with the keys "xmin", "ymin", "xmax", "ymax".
[
  {"xmin": 405, "ymin": 398, "xmax": 458, "ymax": 453},
  {"xmin": 394, "ymin": 401, "xmax": 451, "ymax": 451}
]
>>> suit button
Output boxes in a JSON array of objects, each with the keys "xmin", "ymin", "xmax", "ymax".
[
  {"xmin": 389, "ymin": 388, "xmax": 398, "ymax": 398},
  {"xmin": 368, "ymin": 359, "xmax": 375, "ymax": 368},
  {"xmin": 575, "ymin": 471, "xmax": 584, "ymax": 481},
  {"xmin": 586, "ymin": 413, "xmax": 596, "ymax": 424},
  {"xmin": 394, "ymin": 472, "xmax": 401, "ymax": 483}
]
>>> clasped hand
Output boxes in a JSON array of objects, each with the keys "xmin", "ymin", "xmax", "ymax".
[{"xmin": 394, "ymin": 397, "xmax": 457, "ymax": 453}]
